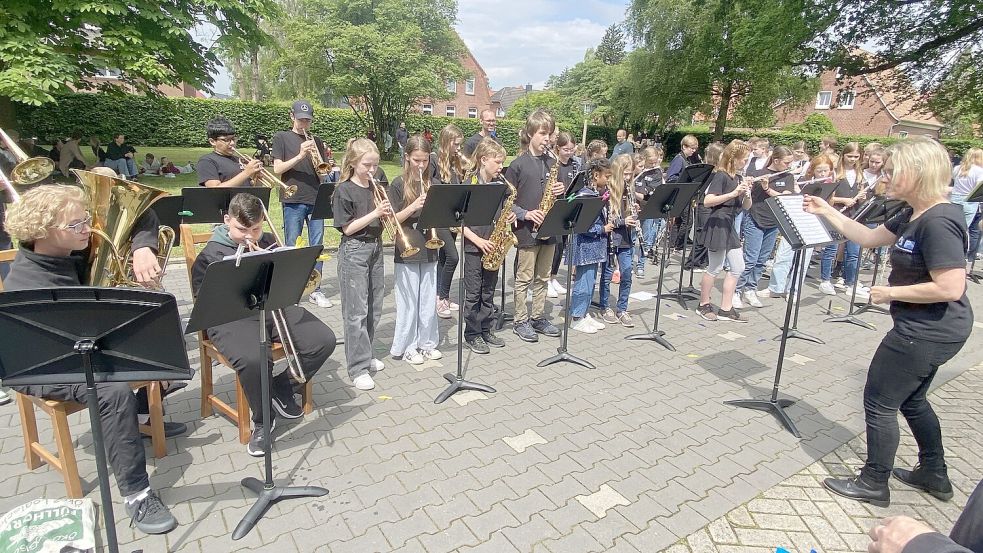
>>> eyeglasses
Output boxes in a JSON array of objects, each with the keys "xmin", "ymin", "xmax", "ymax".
[
  {"xmin": 214, "ymin": 135, "xmax": 237, "ymax": 143},
  {"xmin": 59, "ymin": 213, "xmax": 92, "ymax": 234}
]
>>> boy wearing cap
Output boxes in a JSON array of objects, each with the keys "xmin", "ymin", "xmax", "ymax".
[{"xmin": 272, "ymin": 100, "xmax": 334, "ymax": 308}]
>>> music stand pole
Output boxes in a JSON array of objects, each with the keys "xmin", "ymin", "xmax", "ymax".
[
  {"xmin": 539, "ymin": 217, "xmax": 595, "ymax": 369},
  {"xmin": 78, "ymin": 342, "xmax": 120, "ymax": 553},
  {"xmin": 625, "ymin": 209, "xmax": 675, "ymax": 351},
  {"xmin": 854, "ymin": 246, "xmax": 890, "ymax": 316},
  {"xmin": 775, "ymin": 249, "xmax": 825, "ymax": 344},
  {"xmin": 494, "ymin": 262, "xmax": 513, "ymax": 331},
  {"xmin": 823, "ymin": 245, "xmax": 876, "ymax": 330},
  {"xmin": 727, "ymin": 248, "xmax": 802, "ymax": 438}
]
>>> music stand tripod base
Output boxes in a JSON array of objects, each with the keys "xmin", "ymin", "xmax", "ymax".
[
  {"xmin": 724, "ymin": 398, "xmax": 801, "ymax": 438},
  {"xmin": 824, "ymin": 313, "xmax": 875, "ymax": 330}
]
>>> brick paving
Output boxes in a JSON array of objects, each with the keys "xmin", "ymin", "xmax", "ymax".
[{"xmin": 0, "ymin": 250, "xmax": 980, "ymax": 553}]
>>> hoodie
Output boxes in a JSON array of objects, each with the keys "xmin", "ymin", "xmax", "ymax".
[{"xmin": 191, "ymin": 224, "xmax": 275, "ymax": 297}]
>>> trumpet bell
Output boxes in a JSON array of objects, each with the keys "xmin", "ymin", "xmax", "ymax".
[
  {"xmin": 425, "ymin": 238, "xmax": 444, "ymax": 249},
  {"xmin": 402, "ymin": 245, "xmax": 421, "ymax": 258},
  {"xmin": 12, "ymin": 157, "xmax": 55, "ymax": 186}
]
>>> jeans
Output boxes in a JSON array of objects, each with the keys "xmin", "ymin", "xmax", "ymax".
[
  {"xmin": 737, "ymin": 218, "xmax": 778, "ymax": 292},
  {"xmin": 637, "ymin": 218, "xmax": 664, "ymax": 270},
  {"xmin": 861, "ymin": 330, "xmax": 965, "ymax": 483},
  {"xmin": 463, "ymin": 252, "xmax": 498, "ymax": 339},
  {"xmin": 283, "ymin": 203, "xmax": 325, "ymax": 290},
  {"xmin": 970, "ymin": 207, "xmax": 982, "ymax": 260},
  {"xmin": 391, "ymin": 262, "xmax": 438, "ymax": 357},
  {"xmin": 514, "ymin": 244, "xmax": 555, "ymax": 323},
  {"xmin": 820, "ymin": 240, "xmax": 860, "ymax": 284},
  {"xmin": 951, "ymin": 194, "xmax": 980, "ymax": 261},
  {"xmin": 599, "ymin": 247, "xmax": 633, "ymax": 312},
  {"xmin": 436, "ymin": 229, "xmax": 458, "ymax": 300},
  {"xmin": 734, "ymin": 211, "xmax": 746, "ymax": 235},
  {"xmin": 769, "ymin": 242, "xmax": 813, "ymax": 295},
  {"xmin": 570, "ymin": 263, "xmax": 599, "ymax": 317},
  {"xmin": 338, "ymin": 237, "xmax": 385, "ymax": 379},
  {"xmin": 104, "ymin": 157, "xmax": 137, "ymax": 178}
]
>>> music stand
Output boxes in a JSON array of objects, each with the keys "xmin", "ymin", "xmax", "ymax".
[
  {"xmin": 626, "ymin": 182, "xmax": 700, "ymax": 350},
  {"xmin": 185, "ymin": 245, "xmax": 326, "ymax": 540},
  {"xmin": 669, "ymin": 164, "xmax": 714, "ymax": 306},
  {"xmin": 309, "ymin": 181, "xmax": 336, "ymax": 221},
  {"xmin": 180, "ymin": 187, "xmax": 271, "ymax": 223},
  {"xmin": 0, "ymin": 288, "xmax": 193, "ymax": 553},
  {"xmin": 418, "ymin": 183, "xmax": 507, "ymax": 404},
  {"xmin": 534, "ymin": 197, "xmax": 605, "ymax": 369},
  {"xmin": 151, "ymin": 195, "xmax": 185, "ymax": 247},
  {"xmin": 725, "ymin": 196, "xmax": 839, "ymax": 437}
]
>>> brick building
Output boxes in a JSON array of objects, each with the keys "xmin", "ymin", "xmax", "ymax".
[
  {"xmin": 415, "ymin": 44, "xmax": 493, "ymax": 119},
  {"xmin": 775, "ymin": 69, "xmax": 942, "ymax": 138}
]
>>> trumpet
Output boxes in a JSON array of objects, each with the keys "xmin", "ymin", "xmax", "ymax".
[
  {"xmin": 420, "ymin": 167, "xmax": 444, "ymax": 249},
  {"xmin": 0, "ymin": 127, "xmax": 54, "ymax": 186},
  {"xmin": 230, "ymin": 146, "xmax": 298, "ymax": 198},
  {"xmin": 302, "ymin": 130, "xmax": 332, "ymax": 177},
  {"xmin": 371, "ymin": 175, "xmax": 420, "ymax": 258}
]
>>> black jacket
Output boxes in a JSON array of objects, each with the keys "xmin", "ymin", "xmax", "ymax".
[{"xmin": 903, "ymin": 479, "xmax": 983, "ymax": 553}]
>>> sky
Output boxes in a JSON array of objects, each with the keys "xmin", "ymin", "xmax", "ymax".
[{"xmin": 201, "ymin": 0, "xmax": 630, "ymax": 96}]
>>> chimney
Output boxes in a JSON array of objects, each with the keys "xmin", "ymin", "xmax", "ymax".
[{"xmin": 525, "ymin": 84, "xmax": 532, "ymax": 93}]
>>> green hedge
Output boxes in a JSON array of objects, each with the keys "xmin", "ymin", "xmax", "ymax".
[
  {"xmin": 662, "ymin": 127, "xmax": 983, "ymax": 158},
  {"xmin": 13, "ymin": 93, "xmax": 618, "ymax": 156}
]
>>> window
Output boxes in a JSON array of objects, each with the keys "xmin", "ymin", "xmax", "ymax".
[
  {"xmin": 465, "ymin": 77, "xmax": 476, "ymax": 95},
  {"xmin": 898, "ymin": 131, "xmax": 909, "ymax": 138},
  {"xmin": 421, "ymin": 104, "xmax": 432, "ymax": 115},
  {"xmin": 446, "ymin": 105, "xmax": 456, "ymax": 117},
  {"xmin": 95, "ymin": 67, "xmax": 122, "ymax": 79},
  {"xmin": 815, "ymin": 91, "xmax": 832, "ymax": 109},
  {"xmin": 496, "ymin": 107, "xmax": 506, "ymax": 118},
  {"xmin": 446, "ymin": 79, "xmax": 457, "ymax": 93},
  {"xmin": 837, "ymin": 90, "xmax": 856, "ymax": 109},
  {"xmin": 468, "ymin": 107, "xmax": 478, "ymax": 118}
]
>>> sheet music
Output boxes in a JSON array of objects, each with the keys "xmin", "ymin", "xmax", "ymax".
[{"xmin": 774, "ymin": 195, "xmax": 834, "ymax": 246}]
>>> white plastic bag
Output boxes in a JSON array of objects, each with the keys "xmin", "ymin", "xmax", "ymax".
[{"xmin": 0, "ymin": 498, "xmax": 96, "ymax": 553}]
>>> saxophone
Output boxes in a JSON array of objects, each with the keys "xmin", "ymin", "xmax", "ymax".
[
  {"xmin": 482, "ymin": 175, "xmax": 518, "ymax": 271},
  {"xmin": 532, "ymin": 146, "xmax": 560, "ymax": 234}
]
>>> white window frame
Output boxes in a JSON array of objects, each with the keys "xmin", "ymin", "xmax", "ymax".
[
  {"xmin": 815, "ymin": 91, "xmax": 832, "ymax": 109},
  {"xmin": 446, "ymin": 79, "xmax": 457, "ymax": 93},
  {"xmin": 468, "ymin": 107, "xmax": 478, "ymax": 118},
  {"xmin": 446, "ymin": 105, "xmax": 456, "ymax": 117},
  {"xmin": 465, "ymin": 77, "xmax": 476, "ymax": 96},
  {"xmin": 421, "ymin": 103, "xmax": 433, "ymax": 115},
  {"xmin": 496, "ymin": 107, "xmax": 506, "ymax": 118},
  {"xmin": 94, "ymin": 67, "xmax": 122, "ymax": 79},
  {"xmin": 837, "ymin": 90, "xmax": 856, "ymax": 109}
]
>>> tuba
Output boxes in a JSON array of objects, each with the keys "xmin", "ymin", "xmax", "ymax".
[
  {"xmin": 73, "ymin": 169, "xmax": 175, "ymax": 289},
  {"xmin": 0, "ymin": 128, "xmax": 54, "ymax": 186}
]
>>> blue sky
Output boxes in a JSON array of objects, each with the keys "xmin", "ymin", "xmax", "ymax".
[{"xmin": 201, "ymin": 0, "xmax": 630, "ymax": 96}]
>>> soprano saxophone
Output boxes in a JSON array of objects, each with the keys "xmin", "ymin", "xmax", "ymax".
[{"xmin": 482, "ymin": 175, "xmax": 518, "ymax": 271}]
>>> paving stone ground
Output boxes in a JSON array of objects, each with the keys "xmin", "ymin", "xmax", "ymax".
[{"xmin": 0, "ymin": 249, "xmax": 980, "ymax": 553}]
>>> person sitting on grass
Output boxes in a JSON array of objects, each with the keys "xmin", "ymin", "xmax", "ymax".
[{"xmin": 140, "ymin": 153, "xmax": 162, "ymax": 176}]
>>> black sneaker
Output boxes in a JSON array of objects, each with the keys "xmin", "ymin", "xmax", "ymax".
[
  {"xmin": 718, "ymin": 308, "xmax": 748, "ymax": 323},
  {"xmin": 482, "ymin": 331, "xmax": 506, "ymax": 348},
  {"xmin": 513, "ymin": 321, "xmax": 538, "ymax": 343},
  {"xmin": 272, "ymin": 389, "xmax": 304, "ymax": 420},
  {"xmin": 246, "ymin": 419, "xmax": 276, "ymax": 457},
  {"xmin": 126, "ymin": 490, "xmax": 177, "ymax": 535},
  {"xmin": 466, "ymin": 336, "xmax": 490, "ymax": 354},
  {"xmin": 530, "ymin": 318, "xmax": 561, "ymax": 337},
  {"xmin": 142, "ymin": 421, "xmax": 188, "ymax": 440}
]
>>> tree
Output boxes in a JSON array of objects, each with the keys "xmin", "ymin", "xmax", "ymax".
[
  {"xmin": 506, "ymin": 91, "xmax": 584, "ymax": 134},
  {"xmin": 0, "ymin": 0, "xmax": 277, "ymax": 108},
  {"xmin": 595, "ymin": 24, "xmax": 627, "ymax": 66},
  {"xmin": 627, "ymin": 0, "xmax": 820, "ymax": 141},
  {"xmin": 261, "ymin": 0, "xmax": 466, "ymax": 155},
  {"xmin": 548, "ymin": 51, "xmax": 631, "ymax": 128}
]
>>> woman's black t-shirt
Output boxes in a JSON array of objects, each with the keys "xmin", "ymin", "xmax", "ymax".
[
  {"xmin": 332, "ymin": 180, "xmax": 383, "ymax": 240},
  {"xmin": 883, "ymin": 203, "xmax": 973, "ymax": 343},
  {"xmin": 703, "ymin": 171, "xmax": 743, "ymax": 251},
  {"xmin": 388, "ymin": 176, "xmax": 437, "ymax": 264}
]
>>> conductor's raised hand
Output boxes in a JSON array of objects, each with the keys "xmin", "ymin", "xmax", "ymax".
[{"xmin": 802, "ymin": 194, "xmax": 832, "ymax": 216}]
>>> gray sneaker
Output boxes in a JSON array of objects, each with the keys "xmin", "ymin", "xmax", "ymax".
[
  {"xmin": 126, "ymin": 490, "xmax": 177, "ymax": 535},
  {"xmin": 601, "ymin": 307, "xmax": 619, "ymax": 324},
  {"xmin": 617, "ymin": 311, "xmax": 634, "ymax": 328}
]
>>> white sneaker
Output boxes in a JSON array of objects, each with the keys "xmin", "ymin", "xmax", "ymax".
[
  {"xmin": 422, "ymin": 349, "xmax": 443, "ymax": 360},
  {"xmin": 819, "ymin": 281, "xmax": 837, "ymax": 295},
  {"xmin": 851, "ymin": 285, "xmax": 871, "ymax": 302},
  {"xmin": 757, "ymin": 289, "xmax": 772, "ymax": 298},
  {"xmin": 834, "ymin": 277, "xmax": 847, "ymax": 290},
  {"xmin": 371, "ymin": 358, "xmax": 385, "ymax": 371},
  {"xmin": 353, "ymin": 374, "xmax": 375, "ymax": 390},
  {"xmin": 551, "ymin": 279, "xmax": 566, "ymax": 294},
  {"xmin": 571, "ymin": 317, "xmax": 597, "ymax": 334},
  {"xmin": 547, "ymin": 280, "xmax": 559, "ymax": 298},
  {"xmin": 585, "ymin": 313, "xmax": 605, "ymax": 330},
  {"xmin": 308, "ymin": 290, "xmax": 333, "ymax": 308},
  {"xmin": 732, "ymin": 293, "xmax": 744, "ymax": 309},
  {"xmin": 403, "ymin": 350, "xmax": 425, "ymax": 365},
  {"xmin": 743, "ymin": 290, "xmax": 763, "ymax": 308}
]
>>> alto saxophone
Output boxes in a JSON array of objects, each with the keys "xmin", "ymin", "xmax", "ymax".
[
  {"xmin": 482, "ymin": 175, "xmax": 518, "ymax": 271},
  {"xmin": 532, "ymin": 146, "xmax": 560, "ymax": 235}
]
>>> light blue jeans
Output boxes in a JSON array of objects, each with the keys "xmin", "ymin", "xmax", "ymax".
[
  {"xmin": 599, "ymin": 248, "xmax": 633, "ymax": 312},
  {"xmin": 736, "ymin": 218, "xmax": 778, "ymax": 292},
  {"xmin": 570, "ymin": 263, "xmax": 599, "ymax": 318},
  {"xmin": 820, "ymin": 241, "xmax": 860, "ymax": 285},
  {"xmin": 104, "ymin": 157, "xmax": 137, "ymax": 178},
  {"xmin": 283, "ymin": 203, "xmax": 325, "ymax": 291},
  {"xmin": 769, "ymin": 242, "xmax": 812, "ymax": 296},
  {"xmin": 391, "ymin": 262, "xmax": 438, "ymax": 357}
]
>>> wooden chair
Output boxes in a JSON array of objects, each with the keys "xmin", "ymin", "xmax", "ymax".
[{"xmin": 180, "ymin": 224, "xmax": 313, "ymax": 444}]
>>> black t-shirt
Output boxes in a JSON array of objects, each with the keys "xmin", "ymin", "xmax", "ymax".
[
  {"xmin": 462, "ymin": 174, "xmax": 505, "ymax": 254},
  {"xmin": 883, "ymin": 203, "xmax": 973, "ymax": 343},
  {"xmin": 272, "ymin": 130, "xmax": 325, "ymax": 205},
  {"xmin": 747, "ymin": 166, "xmax": 795, "ymax": 229},
  {"xmin": 198, "ymin": 151, "xmax": 251, "ymax": 187},
  {"xmin": 505, "ymin": 150, "xmax": 557, "ymax": 247},
  {"xmin": 461, "ymin": 132, "xmax": 501, "ymax": 158},
  {"xmin": 635, "ymin": 168, "xmax": 665, "ymax": 206},
  {"xmin": 428, "ymin": 152, "xmax": 463, "ymax": 184},
  {"xmin": 388, "ymin": 176, "xmax": 437, "ymax": 264},
  {"xmin": 332, "ymin": 180, "xmax": 383, "ymax": 240},
  {"xmin": 556, "ymin": 157, "xmax": 580, "ymax": 192},
  {"xmin": 106, "ymin": 142, "xmax": 135, "ymax": 161},
  {"xmin": 703, "ymin": 171, "xmax": 743, "ymax": 251}
]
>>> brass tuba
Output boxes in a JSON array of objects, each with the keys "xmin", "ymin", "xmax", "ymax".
[
  {"xmin": 73, "ymin": 169, "xmax": 175, "ymax": 289},
  {"xmin": 0, "ymin": 128, "xmax": 54, "ymax": 186}
]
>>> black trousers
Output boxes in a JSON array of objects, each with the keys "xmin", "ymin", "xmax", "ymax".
[
  {"xmin": 462, "ymin": 252, "xmax": 497, "ymax": 340},
  {"xmin": 207, "ymin": 305, "xmax": 336, "ymax": 424},
  {"xmin": 436, "ymin": 229, "xmax": 459, "ymax": 300},
  {"xmin": 673, "ymin": 206, "xmax": 693, "ymax": 250},
  {"xmin": 551, "ymin": 236, "xmax": 568, "ymax": 276},
  {"xmin": 861, "ymin": 330, "xmax": 965, "ymax": 483},
  {"xmin": 14, "ymin": 382, "xmax": 150, "ymax": 496},
  {"xmin": 685, "ymin": 205, "xmax": 710, "ymax": 269}
]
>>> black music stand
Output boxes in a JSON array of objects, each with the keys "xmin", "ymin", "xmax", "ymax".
[
  {"xmin": 309, "ymin": 181, "xmax": 336, "ymax": 221},
  {"xmin": 418, "ymin": 183, "xmax": 507, "ymax": 404},
  {"xmin": 185, "ymin": 245, "xmax": 325, "ymax": 540},
  {"xmin": 668, "ymin": 164, "xmax": 714, "ymax": 306},
  {"xmin": 179, "ymin": 187, "xmax": 271, "ymax": 223},
  {"xmin": 726, "ymin": 196, "xmax": 838, "ymax": 437},
  {"xmin": 151, "ymin": 195, "xmax": 185, "ymax": 246},
  {"xmin": 494, "ymin": 263, "xmax": 513, "ymax": 331},
  {"xmin": 535, "ymin": 197, "xmax": 606, "ymax": 369},
  {"xmin": 0, "ymin": 289, "xmax": 193, "ymax": 553},
  {"xmin": 625, "ymin": 182, "xmax": 700, "ymax": 350}
]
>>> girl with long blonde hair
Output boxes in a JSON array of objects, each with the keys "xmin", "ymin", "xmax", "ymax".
[
  {"xmin": 432, "ymin": 125, "xmax": 468, "ymax": 317},
  {"xmin": 596, "ymin": 154, "xmax": 639, "ymax": 326}
]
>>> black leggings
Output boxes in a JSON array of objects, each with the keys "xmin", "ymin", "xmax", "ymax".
[
  {"xmin": 436, "ymin": 229, "xmax": 459, "ymax": 300},
  {"xmin": 550, "ymin": 236, "xmax": 568, "ymax": 276}
]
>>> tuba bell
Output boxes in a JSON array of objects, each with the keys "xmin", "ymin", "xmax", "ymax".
[{"xmin": 72, "ymin": 169, "xmax": 175, "ymax": 288}]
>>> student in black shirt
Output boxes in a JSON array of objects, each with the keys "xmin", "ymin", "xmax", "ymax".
[
  {"xmin": 548, "ymin": 132, "xmax": 580, "ymax": 297},
  {"xmin": 432, "ymin": 124, "xmax": 467, "ymax": 318},
  {"xmin": 197, "ymin": 116, "xmax": 262, "ymax": 188},
  {"xmin": 805, "ymin": 137, "xmax": 973, "ymax": 508},
  {"xmin": 272, "ymin": 100, "xmax": 333, "ymax": 308}
]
